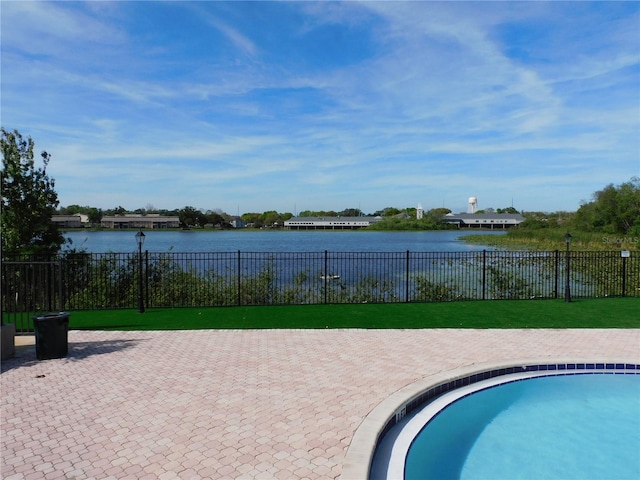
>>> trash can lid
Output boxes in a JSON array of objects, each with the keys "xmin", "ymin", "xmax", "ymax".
[{"xmin": 34, "ymin": 312, "xmax": 70, "ymax": 319}]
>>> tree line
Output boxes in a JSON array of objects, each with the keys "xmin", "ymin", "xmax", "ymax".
[{"xmin": 516, "ymin": 177, "xmax": 640, "ymax": 235}]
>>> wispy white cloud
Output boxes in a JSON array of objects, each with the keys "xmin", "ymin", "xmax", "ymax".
[
  {"xmin": 186, "ymin": 3, "xmax": 258, "ymax": 57},
  {"xmin": 1, "ymin": 1, "xmax": 125, "ymax": 56},
  {"xmin": 205, "ymin": 16, "xmax": 258, "ymax": 57},
  {"xmin": 1, "ymin": 1, "xmax": 638, "ymax": 214}
]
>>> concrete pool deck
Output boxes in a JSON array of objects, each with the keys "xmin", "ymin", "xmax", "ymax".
[{"xmin": 2, "ymin": 329, "xmax": 639, "ymax": 479}]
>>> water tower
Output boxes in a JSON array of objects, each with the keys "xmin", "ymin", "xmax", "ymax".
[{"xmin": 468, "ymin": 197, "xmax": 478, "ymax": 214}]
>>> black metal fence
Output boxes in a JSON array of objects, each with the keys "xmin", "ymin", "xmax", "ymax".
[{"xmin": 2, "ymin": 250, "xmax": 638, "ymax": 332}]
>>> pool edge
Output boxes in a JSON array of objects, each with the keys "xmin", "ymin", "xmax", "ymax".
[{"xmin": 340, "ymin": 358, "xmax": 639, "ymax": 480}]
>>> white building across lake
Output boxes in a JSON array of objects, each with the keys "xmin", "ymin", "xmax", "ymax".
[
  {"xmin": 284, "ymin": 216, "xmax": 382, "ymax": 230},
  {"xmin": 443, "ymin": 213, "xmax": 525, "ymax": 229}
]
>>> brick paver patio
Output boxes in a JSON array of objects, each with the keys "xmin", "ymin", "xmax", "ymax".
[{"xmin": 2, "ymin": 328, "xmax": 639, "ymax": 479}]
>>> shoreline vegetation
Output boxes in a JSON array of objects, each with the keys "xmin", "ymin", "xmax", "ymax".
[{"xmin": 462, "ymin": 229, "xmax": 640, "ymax": 251}]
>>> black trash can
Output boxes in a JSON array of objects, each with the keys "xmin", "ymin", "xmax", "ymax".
[{"xmin": 33, "ymin": 312, "xmax": 70, "ymax": 360}]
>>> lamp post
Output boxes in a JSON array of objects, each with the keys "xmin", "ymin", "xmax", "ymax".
[
  {"xmin": 564, "ymin": 232, "xmax": 572, "ymax": 303},
  {"xmin": 135, "ymin": 229, "xmax": 146, "ymax": 313}
]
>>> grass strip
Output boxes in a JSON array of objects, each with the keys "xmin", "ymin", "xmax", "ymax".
[{"xmin": 67, "ymin": 298, "xmax": 640, "ymax": 330}]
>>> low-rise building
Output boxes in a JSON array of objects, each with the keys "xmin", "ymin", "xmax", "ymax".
[
  {"xmin": 284, "ymin": 216, "xmax": 382, "ymax": 230},
  {"xmin": 231, "ymin": 218, "xmax": 246, "ymax": 229},
  {"xmin": 51, "ymin": 214, "xmax": 89, "ymax": 228},
  {"xmin": 442, "ymin": 213, "xmax": 525, "ymax": 229},
  {"xmin": 101, "ymin": 214, "xmax": 180, "ymax": 229}
]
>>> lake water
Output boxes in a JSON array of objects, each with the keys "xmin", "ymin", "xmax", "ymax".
[{"xmin": 63, "ymin": 230, "xmax": 506, "ymax": 253}]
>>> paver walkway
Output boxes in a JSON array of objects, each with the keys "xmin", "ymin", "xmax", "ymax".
[{"xmin": 2, "ymin": 329, "xmax": 639, "ymax": 479}]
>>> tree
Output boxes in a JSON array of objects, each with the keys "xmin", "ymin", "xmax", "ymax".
[
  {"xmin": 261, "ymin": 210, "xmax": 282, "ymax": 227},
  {"xmin": 87, "ymin": 207, "xmax": 103, "ymax": 225},
  {"xmin": 179, "ymin": 206, "xmax": 207, "ymax": 228},
  {"xmin": 241, "ymin": 212, "xmax": 263, "ymax": 227},
  {"xmin": 340, "ymin": 208, "xmax": 363, "ymax": 217},
  {"xmin": 373, "ymin": 207, "xmax": 400, "ymax": 217},
  {"xmin": 58, "ymin": 204, "xmax": 84, "ymax": 215},
  {"xmin": 574, "ymin": 178, "xmax": 640, "ymax": 234},
  {"xmin": 104, "ymin": 206, "xmax": 127, "ymax": 216},
  {"xmin": 298, "ymin": 210, "xmax": 337, "ymax": 217},
  {"xmin": 426, "ymin": 207, "xmax": 451, "ymax": 223},
  {"xmin": 205, "ymin": 210, "xmax": 225, "ymax": 228},
  {"xmin": 1, "ymin": 128, "xmax": 65, "ymax": 257}
]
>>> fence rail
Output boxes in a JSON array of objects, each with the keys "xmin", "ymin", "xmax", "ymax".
[{"xmin": 2, "ymin": 250, "xmax": 638, "ymax": 332}]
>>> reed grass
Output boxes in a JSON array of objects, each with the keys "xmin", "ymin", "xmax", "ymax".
[{"xmin": 463, "ymin": 229, "xmax": 639, "ymax": 251}]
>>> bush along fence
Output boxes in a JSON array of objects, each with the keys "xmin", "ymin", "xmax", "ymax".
[{"xmin": 2, "ymin": 250, "xmax": 639, "ymax": 332}]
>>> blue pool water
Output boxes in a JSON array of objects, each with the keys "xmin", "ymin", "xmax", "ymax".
[{"xmin": 404, "ymin": 373, "xmax": 640, "ymax": 480}]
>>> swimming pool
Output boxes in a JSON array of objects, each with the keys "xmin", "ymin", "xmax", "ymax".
[
  {"xmin": 401, "ymin": 373, "xmax": 639, "ymax": 479},
  {"xmin": 343, "ymin": 362, "xmax": 640, "ymax": 480}
]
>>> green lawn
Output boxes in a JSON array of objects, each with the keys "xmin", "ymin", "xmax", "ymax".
[{"xmin": 66, "ymin": 298, "xmax": 640, "ymax": 330}]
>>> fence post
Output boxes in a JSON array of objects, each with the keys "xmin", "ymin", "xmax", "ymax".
[
  {"xmin": 482, "ymin": 250, "xmax": 486, "ymax": 300},
  {"xmin": 554, "ymin": 250, "xmax": 559, "ymax": 299},
  {"xmin": 621, "ymin": 255, "xmax": 627, "ymax": 297},
  {"xmin": 45, "ymin": 262, "xmax": 51, "ymax": 312},
  {"xmin": 324, "ymin": 250, "xmax": 328, "ymax": 305},
  {"xmin": 405, "ymin": 250, "xmax": 410, "ymax": 303},
  {"xmin": 237, "ymin": 250, "xmax": 241, "ymax": 306},
  {"xmin": 58, "ymin": 258, "xmax": 64, "ymax": 311},
  {"xmin": 145, "ymin": 250, "xmax": 149, "ymax": 308}
]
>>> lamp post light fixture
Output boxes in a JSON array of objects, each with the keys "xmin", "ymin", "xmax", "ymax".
[
  {"xmin": 564, "ymin": 232, "xmax": 572, "ymax": 303},
  {"xmin": 135, "ymin": 229, "xmax": 146, "ymax": 313}
]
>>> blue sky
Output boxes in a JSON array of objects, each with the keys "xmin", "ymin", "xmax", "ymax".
[{"xmin": 2, "ymin": 1, "xmax": 639, "ymax": 215}]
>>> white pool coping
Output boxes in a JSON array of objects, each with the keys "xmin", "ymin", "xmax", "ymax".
[{"xmin": 341, "ymin": 358, "xmax": 639, "ymax": 480}]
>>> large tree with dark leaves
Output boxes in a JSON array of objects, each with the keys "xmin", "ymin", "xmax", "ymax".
[
  {"xmin": 1, "ymin": 128, "xmax": 65, "ymax": 257},
  {"xmin": 574, "ymin": 177, "xmax": 640, "ymax": 235}
]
